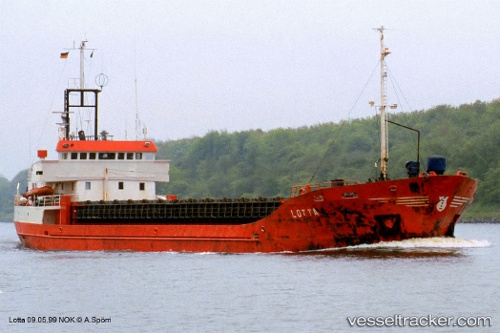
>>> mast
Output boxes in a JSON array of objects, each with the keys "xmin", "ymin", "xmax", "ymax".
[
  {"xmin": 376, "ymin": 26, "xmax": 390, "ymax": 180},
  {"xmin": 80, "ymin": 40, "xmax": 86, "ymax": 89},
  {"xmin": 61, "ymin": 40, "xmax": 101, "ymax": 140}
]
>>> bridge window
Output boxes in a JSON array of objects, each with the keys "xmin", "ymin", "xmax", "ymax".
[
  {"xmin": 139, "ymin": 183, "xmax": 145, "ymax": 191},
  {"xmin": 135, "ymin": 153, "xmax": 143, "ymax": 160},
  {"xmin": 98, "ymin": 153, "xmax": 116, "ymax": 160},
  {"xmin": 118, "ymin": 182, "xmax": 124, "ymax": 190},
  {"xmin": 118, "ymin": 153, "xmax": 125, "ymax": 160},
  {"xmin": 71, "ymin": 153, "xmax": 78, "ymax": 159},
  {"xmin": 89, "ymin": 153, "xmax": 96, "ymax": 160},
  {"xmin": 85, "ymin": 182, "xmax": 91, "ymax": 190},
  {"xmin": 127, "ymin": 153, "xmax": 134, "ymax": 160},
  {"xmin": 80, "ymin": 153, "xmax": 87, "ymax": 160}
]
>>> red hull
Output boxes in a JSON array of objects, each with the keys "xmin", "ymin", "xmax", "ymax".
[{"xmin": 14, "ymin": 175, "xmax": 477, "ymax": 252}]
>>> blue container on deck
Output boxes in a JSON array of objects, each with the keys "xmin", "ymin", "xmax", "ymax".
[{"xmin": 427, "ymin": 155, "xmax": 446, "ymax": 175}]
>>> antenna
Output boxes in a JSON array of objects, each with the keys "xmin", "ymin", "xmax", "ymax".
[
  {"xmin": 95, "ymin": 73, "xmax": 108, "ymax": 89},
  {"xmin": 62, "ymin": 39, "xmax": 97, "ymax": 89},
  {"xmin": 80, "ymin": 40, "xmax": 87, "ymax": 88},
  {"xmin": 134, "ymin": 41, "xmax": 140, "ymax": 140},
  {"xmin": 135, "ymin": 75, "xmax": 140, "ymax": 140},
  {"xmin": 59, "ymin": 40, "xmax": 103, "ymax": 140},
  {"xmin": 371, "ymin": 26, "xmax": 396, "ymax": 181}
]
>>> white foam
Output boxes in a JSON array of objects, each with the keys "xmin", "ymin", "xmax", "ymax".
[{"xmin": 347, "ymin": 237, "xmax": 491, "ymax": 250}]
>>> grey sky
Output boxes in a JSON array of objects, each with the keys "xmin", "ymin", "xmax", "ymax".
[{"xmin": 0, "ymin": 0, "xmax": 499, "ymax": 179}]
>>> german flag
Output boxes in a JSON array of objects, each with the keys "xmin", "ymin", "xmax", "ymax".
[{"xmin": 60, "ymin": 52, "xmax": 69, "ymax": 59}]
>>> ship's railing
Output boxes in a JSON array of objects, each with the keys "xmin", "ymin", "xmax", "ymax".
[
  {"xmin": 34, "ymin": 195, "xmax": 61, "ymax": 207},
  {"xmin": 290, "ymin": 179, "xmax": 360, "ymax": 198},
  {"xmin": 68, "ymin": 133, "xmax": 114, "ymax": 141}
]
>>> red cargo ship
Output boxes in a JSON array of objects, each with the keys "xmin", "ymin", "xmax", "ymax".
[{"xmin": 13, "ymin": 29, "xmax": 477, "ymax": 252}]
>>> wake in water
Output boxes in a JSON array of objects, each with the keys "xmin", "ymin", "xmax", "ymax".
[
  {"xmin": 292, "ymin": 237, "xmax": 492, "ymax": 258},
  {"xmin": 346, "ymin": 237, "xmax": 491, "ymax": 250}
]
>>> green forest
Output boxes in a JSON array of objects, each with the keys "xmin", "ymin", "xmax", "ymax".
[{"xmin": 1, "ymin": 99, "xmax": 499, "ymax": 221}]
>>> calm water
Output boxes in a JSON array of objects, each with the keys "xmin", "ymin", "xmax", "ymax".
[{"xmin": 0, "ymin": 222, "xmax": 497, "ymax": 333}]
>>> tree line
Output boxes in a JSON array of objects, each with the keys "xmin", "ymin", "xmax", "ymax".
[
  {"xmin": 154, "ymin": 99, "xmax": 499, "ymax": 219},
  {"xmin": 1, "ymin": 99, "xmax": 499, "ymax": 221}
]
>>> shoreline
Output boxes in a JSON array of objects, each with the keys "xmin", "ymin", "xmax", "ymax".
[{"xmin": 459, "ymin": 218, "xmax": 500, "ymax": 224}]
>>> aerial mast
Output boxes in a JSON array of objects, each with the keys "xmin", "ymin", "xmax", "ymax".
[
  {"xmin": 376, "ymin": 26, "xmax": 390, "ymax": 180},
  {"xmin": 60, "ymin": 40, "xmax": 102, "ymax": 140},
  {"xmin": 62, "ymin": 39, "xmax": 95, "ymax": 88},
  {"xmin": 79, "ymin": 40, "xmax": 87, "ymax": 88}
]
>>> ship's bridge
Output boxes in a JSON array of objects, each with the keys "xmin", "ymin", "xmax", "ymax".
[
  {"xmin": 56, "ymin": 139, "xmax": 159, "ymax": 161},
  {"xmin": 29, "ymin": 139, "xmax": 170, "ymax": 202}
]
